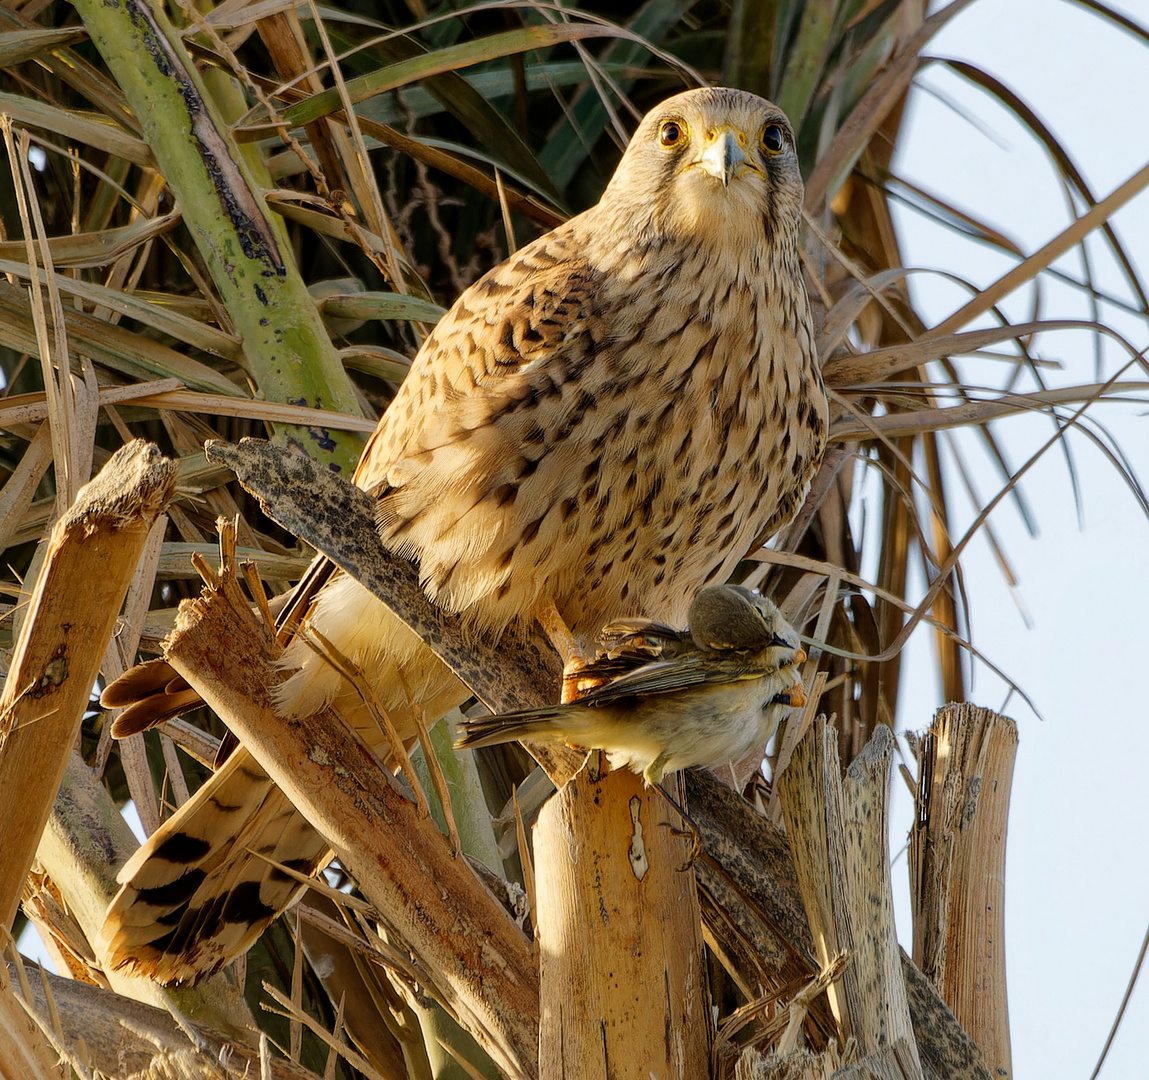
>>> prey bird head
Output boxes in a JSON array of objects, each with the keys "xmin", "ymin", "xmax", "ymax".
[{"xmin": 687, "ymin": 585, "xmax": 806, "ymax": 668}]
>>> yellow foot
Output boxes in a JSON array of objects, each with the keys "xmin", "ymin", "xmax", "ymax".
[{"xmin": 534, "ymin": 596, "xmax": 596, "ymax": 702}]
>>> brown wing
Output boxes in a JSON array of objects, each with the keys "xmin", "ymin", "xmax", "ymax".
[
  {"xmin": 355, "ymin": 231, "xmax": 609, "ymax": 618},
  {"xmin": 354, "ymin": 230, "xmax": 600, "ymax": 495},
  {"xmin": 593, "ymin": 618, "xmax": 690, "ymax": 669},
  {"xmin": 557, "ymin": 619, "xmax": 692, "ymax": 701}
]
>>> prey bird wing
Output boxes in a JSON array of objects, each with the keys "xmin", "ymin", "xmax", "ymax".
[
  {"xmin": 571, "ymin": 653, "xmax": 771, "ymax": 701},
  {"xmin": 596, "ymin": 617, "xmax": 689, "ymax": 653},
  {"xmin": 462, "ymin": 651, "xmax": 778, "ymax": 737}
]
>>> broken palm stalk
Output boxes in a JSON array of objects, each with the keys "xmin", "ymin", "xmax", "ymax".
[
  {"xmin": 162, "ymin": 522, "xmax": 540, "ymax": 1079},
  {"xmin": 535, "ymin": 764, "xmax": 710, "ymax": 1077},
  {"xmin": 777, "ymin": 720, "xmax": 923, "ymax": 1079},
  {"xmin": 911, "ymin": 703, "xmax": 1017, "ymax": 1080},
  {"xmin": 0, "ymin": 440, "xmax": 177, "ymax": 929}
]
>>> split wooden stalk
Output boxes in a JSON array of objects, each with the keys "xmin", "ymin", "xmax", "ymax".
[
  {"xmin": 161, "ymin": 533, "xmax": 540, "ymax": 1080},
  {"xmin": 534, "ymin": 765, "xmax": 710, "ymax": 1078},
  {"xmin": 0, "ymin": 956, "xmax": 59, "ymax": 1080},
  {"xmin": 4, "ymin": 958, "xmax": 313, "ymax": 1080},
  {"xmin": 0, "ymin": 440, "xmax": 178, "ymax": 931},
  {"xmin": 777, "ymin": 718, "xmax": 923, "ymax": 1080},
  {"xmin": 910, "ymin": 703, "xmax": 1017, "ymax": 1080}
]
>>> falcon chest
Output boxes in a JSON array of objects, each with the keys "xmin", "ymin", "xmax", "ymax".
[
  {"xmin": 542, "ymin": 237, "xmax": 816, "ymax": 630},
  {"xmin": 372, "ymin": 222, "xmax": 821, "ymax": 636}
]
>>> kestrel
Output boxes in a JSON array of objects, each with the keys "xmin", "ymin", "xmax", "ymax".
[
  {"xmin": 458, "ymin": 586, "xmax": 807, "ymax": 786},
  {"xmin": 100, "ymin": 86, "xmax": 827, "ymax": 983}
]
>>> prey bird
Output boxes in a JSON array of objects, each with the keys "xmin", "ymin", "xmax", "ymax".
[
  {"xmin": 458, "ymin": 585, "xmax": 807, "ymax": 786},
  {"xmin": 99, "ymin": 86, "xmax": 827, "ymax": 983}
]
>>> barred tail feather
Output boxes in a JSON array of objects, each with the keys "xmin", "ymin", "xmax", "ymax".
[{"xmin": 100, "ymin": 749, "xmax": 331, "ymax": 985}]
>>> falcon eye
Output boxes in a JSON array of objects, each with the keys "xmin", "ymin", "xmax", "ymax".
[
  {"xmin": 761, "ymin": 123, "xmax": 785, "ymax": 154},
  {"xmin": 659, "ymin": 120, "xmax": 684, "ymax": 147}
]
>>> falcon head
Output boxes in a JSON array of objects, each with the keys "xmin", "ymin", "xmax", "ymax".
[{"xmin": 601, "ymin": 87, "xmax": 804, "ymax": 244}]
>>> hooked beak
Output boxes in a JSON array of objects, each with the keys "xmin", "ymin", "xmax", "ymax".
[{"xmin": 697, "ymin": 128, "xmax": 750, "ymax": 187}]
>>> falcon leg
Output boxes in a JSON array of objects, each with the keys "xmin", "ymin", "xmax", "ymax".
[{"xmin": 534, "ymin": 596, "xmax": 595, "ymax": 704}]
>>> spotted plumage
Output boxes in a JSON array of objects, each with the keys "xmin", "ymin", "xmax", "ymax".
[{"xmin": 99, "ymin": 86, "xmax": 826, "ymax": 983}]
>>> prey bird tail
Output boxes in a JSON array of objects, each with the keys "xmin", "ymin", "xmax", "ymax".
[{"xmin": 456, "ymin": 706, "xmax": 570, "ymax": 751}]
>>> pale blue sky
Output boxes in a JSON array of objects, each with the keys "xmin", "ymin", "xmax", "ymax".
[{"xmin": 885, "ymin": 2, "xmax": 1149, "ymax": 1076}]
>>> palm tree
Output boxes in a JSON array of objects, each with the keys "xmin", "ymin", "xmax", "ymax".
[{"xmin": 1, "ymin": 1, "xmax": 1145, "ymax": 1077}]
